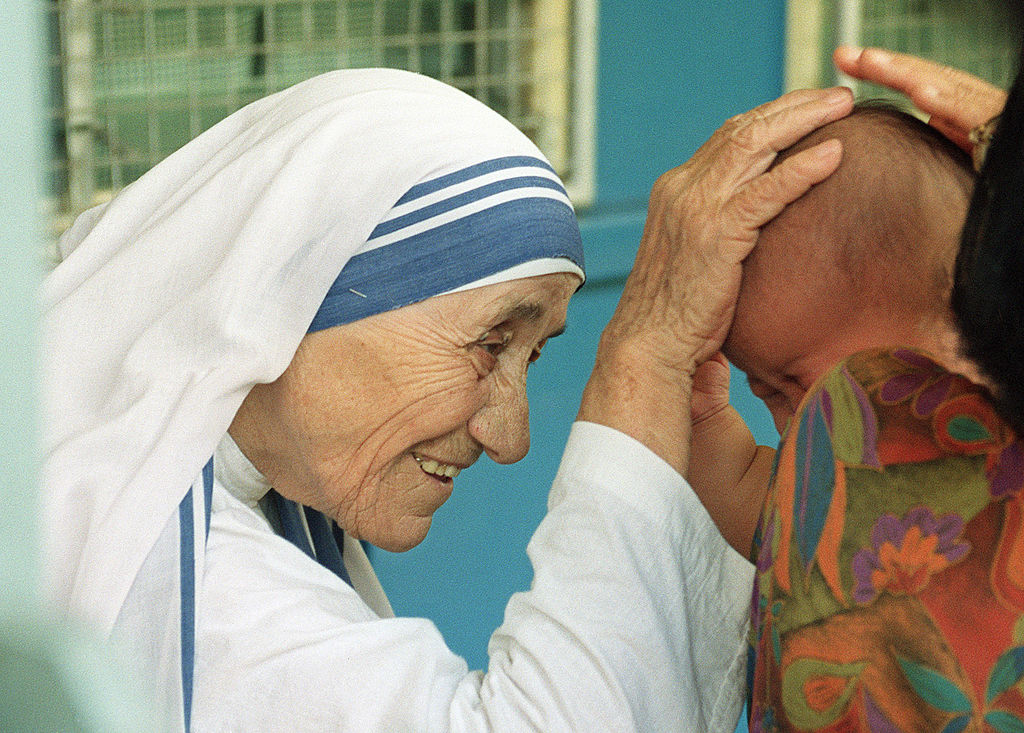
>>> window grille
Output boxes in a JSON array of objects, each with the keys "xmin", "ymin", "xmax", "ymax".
[
  {"xmin": 786, "ymin": 0, "xmax": 1018, "ymax": 99},
  {"xmin": 47, "ymin": 0, "xmax": 596, "ymax": 233}
]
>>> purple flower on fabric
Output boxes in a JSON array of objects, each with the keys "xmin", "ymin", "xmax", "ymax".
[
  {"xmin": 863, "ymin": 687, "xmax": 901, "ymax": 732},
  {"xmin": 990, "ymin": 441, "xmax": 1024, "ymax": 499},
  {"xmin": 879, "ymin": 350, "xmax": 954, "ymax": 418},
  {"xmin": 852, "ymin": 507, "xmax": 970, "ymax": 605},
  {"xmin": 891, "ymin": 349, "xmax": 937, "ymax": 371}
]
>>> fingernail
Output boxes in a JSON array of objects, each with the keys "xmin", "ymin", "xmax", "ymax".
[
  {"xmin": 833, "ymin": 46, "xmax": 861, "ymax": 65},
  {"xmin": 826, "ymin": 86, "xmax": 854, "ymax": 106},
  {"xmin": 814, "ymin": 139, "xmax": 842, "ymax": 159}
]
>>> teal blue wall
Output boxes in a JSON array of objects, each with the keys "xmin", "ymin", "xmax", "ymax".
[
  {"xmin": 370, "ymin": 0, "xmax": 787, "ymax": 695},
  {"xmin": 1, "ymin": 0, "xmax": 45, "ymax": 618}
]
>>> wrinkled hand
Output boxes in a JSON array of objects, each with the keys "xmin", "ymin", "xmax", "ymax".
[
  {"xmin": 604, "ymin": 87, "xmax": 851, "ymax": 376},
  {"xmin": 579, "ymin": 87, "xmax": 853, "ymax": 475},
  {"xmin": 834, "ymin": 46, "xmax": 1007, "ymax": 152}
]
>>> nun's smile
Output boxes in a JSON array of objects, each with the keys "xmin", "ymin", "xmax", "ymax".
[{"xmin": 228, "ymin": 272, "xmax": 579, "ymax": 552}]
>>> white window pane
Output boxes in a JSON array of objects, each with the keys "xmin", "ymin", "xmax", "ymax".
[{"xmin": 49, "ymin": 0, "xmax": 596, "ymax": 230}]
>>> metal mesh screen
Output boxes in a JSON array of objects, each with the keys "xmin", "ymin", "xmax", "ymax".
[
  {"xmin": 861, "ymin": 0, "xmax": 1018, "ymax": 85},
  {"xmin": 47, "ymin": 0, "xmax": 580, "ymax": 231},
  {"xmin": 830, "ymin": 0, "xmax": 1019, "ymax": 96}
]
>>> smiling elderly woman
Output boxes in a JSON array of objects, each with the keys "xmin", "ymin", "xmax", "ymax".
[
  {"xmin": 41, "ymin": 68, "xmax": 852, "ymax": 731},
  {"xmin": 229, "ymin": 273, "xmax": 575, "ymax": 553}
]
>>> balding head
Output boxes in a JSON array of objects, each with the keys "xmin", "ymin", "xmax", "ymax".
[{"xmin": 723, "ymin": 103, "xmax": 975, "ymax": 431}]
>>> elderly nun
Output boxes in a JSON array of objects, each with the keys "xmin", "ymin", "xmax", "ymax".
[{"xmin": 41, "ymin": 67, "xmax": 852, "ymax": 730}]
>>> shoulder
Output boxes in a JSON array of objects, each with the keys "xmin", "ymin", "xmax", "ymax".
[
  {"xmin": 759, "ymin": 346, "xmax": 1023, "ymax": 610},
  {"xmin": 752, "ymin": 350, "xmax": 1024, "ymax": 729},
  {"xmin": 783, "ymin": 346, "xmax": 1017, "ymax": 470},
  {"xmin": 759, "ymin": 346, "xmax": 1021, "ymax": 610}
]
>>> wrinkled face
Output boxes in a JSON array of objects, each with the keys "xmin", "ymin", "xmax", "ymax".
[{"xmin": 230, "ymin": 272, "xmax": 579, "ymax": 552}]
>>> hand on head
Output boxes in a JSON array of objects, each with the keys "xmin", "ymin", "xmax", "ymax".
[
  {"xmin": 833, "ymin": 46, "xmax": 1007, "ymax": 153},
  {"xmin": 724, "ymin": 103, "xmax": 977, "ymax": 431},
  {"xmin": 579, "ymin": 86, "xmax": 853, "ymax": 475},
  {"xmin": 684, "ymin": 94, "xmax": 978, "ymax": 556}
]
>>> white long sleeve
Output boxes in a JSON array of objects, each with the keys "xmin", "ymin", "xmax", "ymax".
[{"xmin": 191, "ymin": 421, "xmax": 754, "ymax": 731}]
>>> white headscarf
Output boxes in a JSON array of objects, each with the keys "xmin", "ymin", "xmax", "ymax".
[{"xmin": 41, "ymin": 68, "xmax": 583, "ymax": 646}]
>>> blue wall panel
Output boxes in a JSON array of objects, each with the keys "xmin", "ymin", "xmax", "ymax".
[
  {"xmin": 370, "ymin": 6, "xmax": 787, "ymax": 729},
  {"xmin": 596, "ymin": 0, "xmax": 786, "ymax": 203}
]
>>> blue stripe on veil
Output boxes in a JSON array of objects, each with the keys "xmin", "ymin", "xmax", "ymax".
[
  {"xmin": 178, "ymin": 488, "xmax": 194, "ymax": 732},
  {"xmin": 393, "ymin": 154, "xmax": 557, "ymax": 205},
  {"xmin": 177, "ymin": 460, "xmax": 345, "ymax": 732},
  {"xmin": 307, "ymin": 155, "xmax": 584, "ymax": 333},
  {"xmin": 178, "ymin": 457, "xmax": 214, "ymax": 733},
  {"xmin": 308, "ymin": 197, "xmax": 582, "ymax": 331}
]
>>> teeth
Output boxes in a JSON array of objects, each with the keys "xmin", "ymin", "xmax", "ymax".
[{"xmin": 414, "ymin": 455, "xmax": 461, "ymax": 479}]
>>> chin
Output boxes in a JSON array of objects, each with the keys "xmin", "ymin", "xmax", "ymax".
[
  {"xmin": 375, "ymin": 537, "xmax": 425, "ymax": 553},
  {"xmin": 365, "ymin": 519, "xmax": 433, "ymax": 553}
]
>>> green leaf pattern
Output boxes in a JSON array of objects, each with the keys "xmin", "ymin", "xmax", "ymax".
[
  {"xmin": 898, "ymin": 655, "xmax": 1024, "ymax": 731},
  {"xmin": 989, "ymin": 647, "xmax": 1024, "ymax": 704},
  {"xmin": 897, "ymin": 657, "xmax": 972, "ymax": 713},
  {"xmin": 987, "ymin": 710, "xmax": 1024, "ymax": 733}
]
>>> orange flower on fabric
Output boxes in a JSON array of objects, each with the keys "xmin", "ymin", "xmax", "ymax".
[{"xmin": 853, "ymin": 508, "xmax": 969, "ymax": 604}]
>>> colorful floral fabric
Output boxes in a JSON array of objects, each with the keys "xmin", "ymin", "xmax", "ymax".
[{"xmin": 749, "ymin": 348, "xmax": 1024, "ymax": 732}]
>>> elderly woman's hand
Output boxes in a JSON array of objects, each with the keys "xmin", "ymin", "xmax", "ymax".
[
  {"xmin": 834, "ymin": 46, "xmax": 1007, "ymax": 155},
  {"xmin": 578, "ymin": 87, "xmax": 853, "ymax": 476}
]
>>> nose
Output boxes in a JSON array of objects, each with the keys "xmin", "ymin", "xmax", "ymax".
[{"xmin": 468, "ymin": 371, "xmax": 530, "ymax": 464}]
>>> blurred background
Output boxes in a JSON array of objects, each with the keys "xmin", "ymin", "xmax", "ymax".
[
  {"xmin": 38, "ymin": 0, "xmax": 1021, "ymax": 238},
  {"xmin": 3, "ymin": 0, "xmax": 1019, "ymax": 729}
]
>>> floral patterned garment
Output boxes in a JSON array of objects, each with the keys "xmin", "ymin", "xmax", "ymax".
[{"xmin": 749, "ymin": 348, "xmax": 1024, "ymax": 732}]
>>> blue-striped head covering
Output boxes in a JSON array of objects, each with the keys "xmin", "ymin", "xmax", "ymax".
[
  {"xmin": 42, "ymin": 72, "xmax": 586, "ymax": 723},
  {"xmin": 307, "ymin": 154, "xmax": 585, "ymax": 332}
]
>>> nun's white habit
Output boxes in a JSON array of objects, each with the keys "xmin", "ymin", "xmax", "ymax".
[{"xmin": 41, "ymin": 68, "xmax": 754, "ymax": 731}]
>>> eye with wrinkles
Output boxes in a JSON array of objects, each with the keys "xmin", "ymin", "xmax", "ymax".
[
  {"xmin": 471, "ymin": 329, "xmax": 551, "ymax": 375},
  {"xmin": 470, "ymin": 329, "xmax": 511, "ymax": 374},
  {"xmin": 476, "ymin": 329, "xmax": 511, "ymax": 355}
]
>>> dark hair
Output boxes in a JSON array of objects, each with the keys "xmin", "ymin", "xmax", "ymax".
[
  {"xmin": 776, "ymin": 98, "xmax": 974, "ymax": 181},
  {"xmin": 953, "ymin": 60, "xmax": 1024, "ymax": 435}
]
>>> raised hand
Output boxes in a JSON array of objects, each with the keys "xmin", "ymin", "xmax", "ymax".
[
  {"xmin": 579, "ymin": 87, "xmax": 853, "ymax": 476},
  {"xmin": 834, "ymin": 45, "xmax": 1007, "ymax": 154}
]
